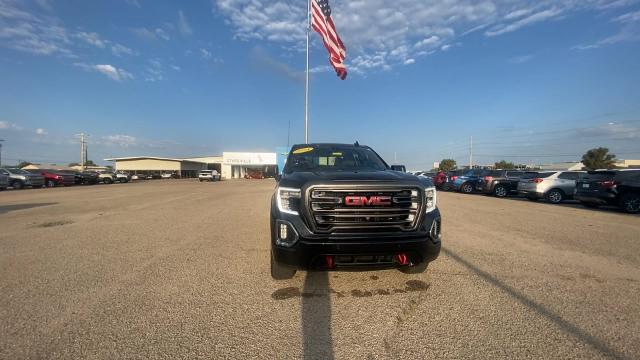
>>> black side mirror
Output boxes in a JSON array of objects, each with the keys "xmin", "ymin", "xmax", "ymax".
[
  {"xmin": 275, "ymin": 173, "xmax": 282, "ymax": 182},
  {"xmin": 391, "ymin": 165, "xmax": 406, "ymax": 172}
]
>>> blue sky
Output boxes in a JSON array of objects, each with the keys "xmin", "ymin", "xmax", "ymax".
[{"xmin": 1, "ymin": 0, "xmax": 639, "ymax": 169}]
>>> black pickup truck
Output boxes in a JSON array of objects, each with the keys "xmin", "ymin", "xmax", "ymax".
[{"xmin": 270, "ymin": 143, "xmax": 441, "ymax": 279}]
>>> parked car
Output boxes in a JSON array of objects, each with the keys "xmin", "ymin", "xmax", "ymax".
[
  {"xmin": 481, "ymin": 170, "xmax": 538, "ymax": 197},
  {"xmin": 0, "ymin": 167, "xmax": 45, "ymax": 189},
  {"xmin": 0, "ymin": 172, "xmax": 8, "ymax": 190},
  {"xmin": 131, "ymin": 174, "xmax": 145, "ymax": 181},
  {"xmin": 517, "ymin": 171, "xmax": 584, "ymax": 204},
  {"xmin": 98, "ymin": 172, "xmax": 117, "ymax": 184},
  {"xmin": 161, "ymin": 172, "xmax": 177, "ymax": 179},
  {"xmin": 451, "ymin": 169, "xmax": 487, "ymax": 193},
  {"xmin": 440, "ymin": 170, "xmax": 465, "ymax": 191},
  {"xmin": 199, "ymin": 170, "xmax": 221, "ymax": 182},
  {"xmin": 29, "ymin": 169, "xmax": 75, "ymax": 187},
  {"xmin": 74, "ymin": 171, "xmax": 100, "ymax": 185},
  {"xmin": 575, "ymin": 170, "xmax": 640, "ymax": 214},
  {"xmin": 115, "ymin": 173, "xmax": 130, "ymax": 183},
  {"xmin": 146, "ymin": 174, "xmax": 162, "ymax": 180}
]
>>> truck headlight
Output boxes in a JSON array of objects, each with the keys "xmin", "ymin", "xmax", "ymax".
[
  {"xmin": 425, "ymin": 187, "xmax": 437, "ymax": 213},
  {"xmin": 277, "ymin": 187, "xmax": 301, "ymax": 215}
]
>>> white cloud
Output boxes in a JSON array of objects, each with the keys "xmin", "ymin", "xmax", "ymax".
[
  {"xmin": 573, "ymin": 23, "xmax": 640, "ymax": 50},
  {"xmin": 144, "ymin": 58, "xmax": 165, "ymax": 82},
  {"xmin": 215, "ymin": 0, "xmax": 637, "ymax": 73},
  {"xmin": 74, "ymin": 63, "xmax": 134, "ymax": 81},
  {"xmin": 35, "ymin": 128, "xmax": 47, "ymax": 135},
  {"xmin": 155, "ymin": 28, "xmax": 170, "ymax": 41},
  {"xmin": 131, "ymin": 27, "xmax": 170, "ymax": 41},
  {"xmin": 485, "ymin": 8, "xmax": 562, "ymax": 37},
  {"xmin": 508, "ymin": 54, "xmax": 534, "ymax": 63},
  {"xmin": 178, "ymin": 10, "xmax": 193, "ymax": 36},
  {"xmin": 0, "ymin": 120, "xmax": 20, "ymax": 130},
  {"xmin": 74, "ymin": 31, "xmax": 107, "ymax": 48},
  {"xmin": 125, "ymin": 0, "xmax": 141, "ymax": 8},
  {"xmin": 613, "ymin": 10, "xmax": 640, "ymax": 23},
  {"xmin": 0, "ymin": 1, "xmax": 74, "ymax": 57},
  {"xmin": 102, "ymin": 134, "xmax": 138, "ymax": 147},
  {"xmin": 200, "ymin": 48, "xmax": 212, "ymax": 59},
  {"xmin": 111, "ymin": 43, "xmax": 137, "ymax": 56}
]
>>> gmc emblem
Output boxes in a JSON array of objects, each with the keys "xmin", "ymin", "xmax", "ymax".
[{"xmin": 344, "ymin": 195, "xmax": 392, "ymax": 206}]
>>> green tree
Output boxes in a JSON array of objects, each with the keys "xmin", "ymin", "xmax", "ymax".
[
  {"xmin": 581, "ymin": 147, "xmax": 617, "ymax": 170},
  {"xmin": 438, "ymin": 159, "xmax": 457, "ymax": 172},
  {"xmin": 68, "ymin": 162, "xmax": 80, "ymax": 167},
  {"xmin": 17, "ymin": 161, "xmax": 32, "ymax": 168},
  {"xmin": 494, "ymin": 160, "xmax": 516, "ymax": 169},
  {"xmin": 85, "ymin": 160, "xmax": 97, "ymax": 166}
]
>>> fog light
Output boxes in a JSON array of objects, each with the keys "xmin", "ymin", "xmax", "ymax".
[{"xmin": 275, "ymin": 220, "xmax": 299, "ymax": 247}]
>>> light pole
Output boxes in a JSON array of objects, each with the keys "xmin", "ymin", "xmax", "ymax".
[{"xmin": 0, "ymin": 139, "xmax": 4, "ymax": 167}]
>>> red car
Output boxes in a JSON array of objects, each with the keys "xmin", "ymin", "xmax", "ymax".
[{"xmin": 29, "ymin": 169, "xmax": 76, "ymax": 187}]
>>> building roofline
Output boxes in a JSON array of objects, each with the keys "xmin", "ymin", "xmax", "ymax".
[{"xmin": 104, "ymin": 156, "xmax": 206, "ymax": 163}]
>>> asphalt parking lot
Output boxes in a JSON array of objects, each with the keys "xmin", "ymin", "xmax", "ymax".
[{"xmin": 1, "ymin": 180, "xmax": 639, "ymax": 359}]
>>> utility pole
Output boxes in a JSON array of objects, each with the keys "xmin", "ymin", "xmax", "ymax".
[
  {"xmin": 0, "ymin": 139, "xmax": 4, "ymax": 167},
  {"xmin": 394, "ymin": 152, "xmax": 397, "ymax": 164},
  {"xmin": 76, "ymin": 133, "xmax": 88, "ymax": 171},
  {"xmin": 469, "ymin": 136, "xmax": 473, "ymax": 169}
]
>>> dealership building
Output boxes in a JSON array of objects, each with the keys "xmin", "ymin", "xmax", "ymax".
[{"xmin": 105, "ymin": 151, "xmax": 281, "ymax": 179}]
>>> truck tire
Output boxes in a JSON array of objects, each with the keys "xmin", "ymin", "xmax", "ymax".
[
  {"xmin": 11, "ymin": 181, "xmax": 24, "ymax": 190},
  {"xmin": 270, "ymin": 253, "xmax": 296, "ymax": 280},
  {"xmin": 493, "ymin": 185, "xmax": 508, "ymax": 198},
  {"xmin": 545, "ymin": 189, "xmax": 564, "ymax": 204},
  {"xmin": 399, "ymin": 262, "xmax": 428, "ymax": 274},
  {"xmin": 46, "ymin": 180, "xmax": 56, "ymax": 188},
  {"xmin": 461, "ymin": 183, "xmax": 473, "ymax": 194},
  {"xmin": 104, "ymin": 178, "xmax": 113, "ymax": 184},
  {"xmin": 620, "ymin": 193, "xmax": 640, "ymax": 214}
]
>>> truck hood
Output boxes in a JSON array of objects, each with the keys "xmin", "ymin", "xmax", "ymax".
[{"xmin": 279, "ymin": 170, "xmax": 433, "ymax": 188}]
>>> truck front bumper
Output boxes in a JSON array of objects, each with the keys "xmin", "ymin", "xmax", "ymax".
[{"xmin": 271, "ymin": 208, "xmax": 442, "ymax": 270}]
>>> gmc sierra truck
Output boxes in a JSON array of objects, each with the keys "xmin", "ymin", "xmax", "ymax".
[{"xmin": 270, "ymin": 143, "xmax": 441, "ymax": 279}]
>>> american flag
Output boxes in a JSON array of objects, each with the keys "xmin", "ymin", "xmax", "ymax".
[{"xmin": 311, "ymin": 0, "xmax": 347, "ymax": 80}]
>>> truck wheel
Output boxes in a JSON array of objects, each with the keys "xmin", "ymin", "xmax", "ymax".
[
  {"xmin": 493, "ymin": 185, "xmax": 508, "ymax": 197},
  {"xmin": 104, "ymin": 178, "xmax": 113, "ymax": 184},
  {"xmin": 271, "ymin": 253, "xmax": 296, "ymax": 280},
  {"xmin": 545, "ymin": 189, "xmax": 564, "ymax": 204},
  {"xmin": 461, "ymin": 183, "xmax": 473, "ymax": 194},
  {"xmin": 620, "ymin": 193, "xmax": 640, "ymax": 214},
  {"xmin": 11, "ymin": 181, "xmax": 24, "ymax": 190},
  {"xmin": 46, "ymin": 180, "xmax": 56, "ymax": 188},
  {"xmin": 400, "ymin": 262, "xmax": 428, "ymax": 274}
]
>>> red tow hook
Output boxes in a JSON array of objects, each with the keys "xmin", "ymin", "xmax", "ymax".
[
  {"xmin": 325, "ymin": 255, "xmax": 335, "ymax": 269},
  {"xmin": 395, "ymin": 253, "xmax": 409, "ymax": 266}
]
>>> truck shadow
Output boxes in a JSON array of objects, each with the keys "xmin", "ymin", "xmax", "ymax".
[
  {"xmin": 301, "ymin": 271, "xmax": 334, "ymax": 360},
  {"xmin": 442, "ymin": 247, "xmax": 626, "ymax": 360},
  {"xmin": 0, "ymin": 202, "xmax": 57, "ymax": 215}
]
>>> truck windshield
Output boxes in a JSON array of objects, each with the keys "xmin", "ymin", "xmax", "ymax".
[{"xmin": 284, "ymin": 145, "xmax": 387, "ymax": 173}]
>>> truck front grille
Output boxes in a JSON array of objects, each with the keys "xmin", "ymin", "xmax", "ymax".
[{"xmin": 307, "ymin": 186, "xmax": 423, "ymax": 233}]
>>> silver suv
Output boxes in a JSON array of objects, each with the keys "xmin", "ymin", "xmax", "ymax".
[
  {"xmin": 0, "ymin": 167, "xmax": 45, "ymax": 189},
  {"xmin": 517, "ymin": 171, "xmax": 584, "ymax": 204}
]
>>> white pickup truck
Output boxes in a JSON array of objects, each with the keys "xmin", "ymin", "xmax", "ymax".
[{"xmin": 198, "ymin": 170, "xmax": 221, "ymax": 182}]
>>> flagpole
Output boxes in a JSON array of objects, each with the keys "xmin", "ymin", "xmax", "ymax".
[{"xmin": 304, "ymin": 0, "xmax": 310, "ymax": 144}]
